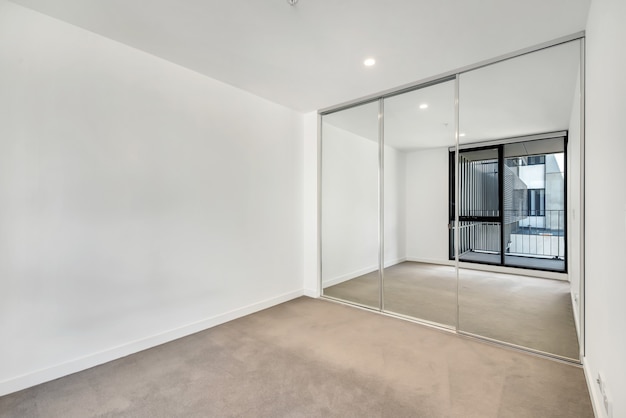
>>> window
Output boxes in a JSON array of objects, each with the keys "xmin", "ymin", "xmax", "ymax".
[
  {"xmin": 449, "ymin": 135, "xmax": 566, "ymax": 272},
  {"xmin": 527, "ymin": 155, "xmax": 545, "ymax": 165},
  {"xmin": 527, "ymin": 189, "xmax": 545, "ymax": 217}
]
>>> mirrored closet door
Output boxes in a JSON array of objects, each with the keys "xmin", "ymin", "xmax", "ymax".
[
  {"xmin": 456, "ymin": 39, "xmax": 583, "ymax": 361},
  {"xmin": 321, "ymin": 101, "xmax": 381, "ymax": 310},
  {"xmin": 382, "ymin": 80, "xmax": 457, "ymax": 327},
  {"xmin": 320, "ymin": 35, "xmax": 584, "ymax": 363}
]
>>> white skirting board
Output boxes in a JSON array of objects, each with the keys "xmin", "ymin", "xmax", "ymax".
[
  {"xmin": 0, "ymin": 289, "xmax": 305, "ymax": 397},
  {"xmin": 322, "ymin": 265, "xmax": 377, "ymax": 287},
  {"xmin": 583, "ymin": 357, "xmax": 605, "ymax": 418},
  {"xmin": 321, "ymin": 258, "xmax": 407, "ymax": 288},
  {"xmin": 571, "ymin": 292, "xmax": 581, "ymax": 344},
  {"xmin": 406, "ymin": 257, "xmax": 454, "ymax": 266}
]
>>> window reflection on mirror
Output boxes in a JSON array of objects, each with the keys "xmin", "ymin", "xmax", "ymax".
[{"xmin": 456, "ymin": 39, "xmax": 581, "ymax": 361}]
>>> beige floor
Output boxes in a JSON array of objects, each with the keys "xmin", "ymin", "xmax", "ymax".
[
  {"xmin": 324, "ymin": 261, "xmax": 580, "ymax": 360},
  {"xmin": 0, "ymin": 297, "xmax": 592, "ymax": 417}
]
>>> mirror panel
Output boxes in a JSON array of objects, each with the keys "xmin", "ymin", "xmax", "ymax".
[
  {"xmin": 503, "ymin": 138, "xmax": 566, "ymax": 271},
  {"xmin": 457, "ymin": 40, "xmax": 582, "ymax": 360},
  {"xmin": 321, "ymin": 101, "xmax": 381, "ymax": 309},
  {"xmin": 319, "ymin": 37, "xmax": 583, "ymax": 362},
  {"xmin": 382, "ymin": 81, "xmax": 457, "ymax": 327}
]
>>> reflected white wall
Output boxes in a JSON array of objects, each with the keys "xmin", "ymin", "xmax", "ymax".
[
  {"xmin": 567, "ymin": 69, "xmax": 582, "ymax": 337},
  {"xmin": 321, "ymin": 123, "xmax": 407, "ymax": 285},
  {"xmin": 405, "ymin": 147, "xmax": 451, "ymax": 264},
  {"xmin": 321, "ymin": 124, "xmax": 379, "ymax": 285},
  {"xmin": 384, "ymin": 148, "xmax": 407, "ymax": 267}
]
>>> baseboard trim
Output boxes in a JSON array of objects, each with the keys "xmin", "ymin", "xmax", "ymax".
[
  {"xmin": 406, "ymin": 257, "xmax": 454, "ymax": 266},
  {"xmin": 582, "ymin": 357, "xmax": 603, "ymax": 418},
  {"xmin": 322, "ymin": 258, "xmax": 407, "ymax": 288},
  {"xmin": 323, "ymin": 265, "xmax": 378, "ymax": 287},
  {"xmin": 571, "ymin": 292, "xmax": 581, "ymax": 345},
  {"xmin": 0, "ymin": 289, "xmax": 304, "ymax": 397},
  {"xmin": 384, "ymin": 257, "xmax": 407, "ymax": 268},
  {"xmin": 458, "ymin": 261, "xmax": 568, "ymax": 281}
]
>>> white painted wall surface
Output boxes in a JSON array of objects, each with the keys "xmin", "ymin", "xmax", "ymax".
[
  {"xmin": 320, "ymin": 124, "xmax": 379, "ymax": 285},
  {"xmin": 405, "ymin": 147, "xmax": 451, "ymax": 264},
  {"xmin": 567, "ymin": 71, "xmax": 582, "ymax": 340},
  {"xmin": 320, "ymin": 121, "xmax": 408, "ymax": 285},
  {"xmin": 584, "ymin": 0, "xmax": 626, "ymax": 416},
  {"xmin": 384, "ymin": 148, "xmax": 407, "ymax": 266},
  {"xmin": 0, "ymin": 1, "xmax": 304, "ymax": 395},
  {"xmin": 518, "ymin": 164, "xmax": 545, "ymax": 189},
  {"xmin": 302, "ymin": 112, "xmax": 319, "ymax": 296}
]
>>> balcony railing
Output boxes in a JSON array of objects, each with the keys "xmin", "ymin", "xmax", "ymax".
[
  {"xmin": 456, "ymin": 210, "xmax": 565, "ymax": 260},
  {"xmin": 506, "ymin": 209, "xmax": 564, "ymax": 259}
]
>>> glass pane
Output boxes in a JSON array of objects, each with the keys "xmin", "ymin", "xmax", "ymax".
[
  {"xmin": 457, "ymin": 40, "xmax": 581, "ymax": 360},
  {"xmin": 458, "ymin": 148, "xmax": 499, "ymax": 218},
  {"xmin": 321, "ymin": 101, "xmax": 380, "ymax": 309},
  {"xmin": 457, "ymin": 148, "xmax": 501, "ymax": 264},
  {"xmin": 504, "ymin": 139, "xmax": 565, "ymax": 271},
  {"xmin": 382, "ymin": 80, "xmax": 457, "ymax": 327},
  {"xmin": 457, "ymin": 221, "xmax": 501, "ymax": 264}
]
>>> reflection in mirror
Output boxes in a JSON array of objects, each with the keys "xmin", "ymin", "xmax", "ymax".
[
  {"xmin": 321, "ymin": 101, "xmax": 381, "ymax": 309},
  {"xmin": 455, "ymin": 147, "xmax": 501, "ymax": 265},
  {"xmin": 457, "ymin": 40, "xmax": 582, "ymax": 360},
  {"xmin": 382, "ymin": 80, "xmax": 457, "ymax": 327},
  {"xmin": 503, "ymin": 138, "xmax": 566, "ymax": 270}
]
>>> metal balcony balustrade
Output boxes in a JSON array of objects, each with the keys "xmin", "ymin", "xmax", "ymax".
[{"xmin": 456, "ymin": 209, "xmax": 565, "ymax": 260}]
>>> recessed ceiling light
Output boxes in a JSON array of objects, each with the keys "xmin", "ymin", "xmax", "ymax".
[
  {"xmin": 419, "ymin": 103, "xmax": 429, "ymax": 109},
  {"xmin": 459, "ymin": 133, "xmax": 466, "ymax": 137},
  {"xmin": 364, "ymin": 58, "xmax": 376, "ymax": 67}
]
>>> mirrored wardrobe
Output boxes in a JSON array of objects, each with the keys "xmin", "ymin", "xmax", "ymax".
[{"xmin": 320, "ymin": 35, "xmax": 584, "ymax": 362}]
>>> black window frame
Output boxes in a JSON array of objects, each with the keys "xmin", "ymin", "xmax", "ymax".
[{"xmin": 448, "ymin": 134, "xmax": 567, "ymax": 273}]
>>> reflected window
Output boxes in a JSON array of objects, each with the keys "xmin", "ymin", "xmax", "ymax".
[{"xmin": 449, "ymin": 135, "xmax": 566, "ymax": 272}]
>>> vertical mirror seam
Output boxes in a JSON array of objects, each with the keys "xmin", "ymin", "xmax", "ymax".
[
  {"xmin": 454, "ymin": 74, "xmax": 460, "ymax": 331},
  {"xmin": 579, "ymin": 37, "xmax": 586, "ymax": 359},
  {"xmin": 379, "ymin": 98, "xmax": 385, "ymax": 312}
]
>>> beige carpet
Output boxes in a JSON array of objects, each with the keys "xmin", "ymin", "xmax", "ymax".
[
  {"xmin": 0, "ymin": 297, "xmax": 592, "ymax": 417},
  {"xmin": 324, "ymin": 262, "xmax": 580, "ymax": 360}
]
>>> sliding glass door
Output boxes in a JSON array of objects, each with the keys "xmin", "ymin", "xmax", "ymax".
[
  {"xmin": 503, "ymin": 138, "xmax": 566, "ymax": 271},
  {"xmin": 453, "ymin": 147, "xmax": 502, "ymax": 265},
  {"xmin": 450, "ymin": 137, "xmax": 566, "ymax": 273}
]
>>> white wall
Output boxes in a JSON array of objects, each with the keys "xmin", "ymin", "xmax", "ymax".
[
  {"xmin": 567, "ymin": 70, "xmax": 583, "ymax": 339},
  {"xmin": 384, "ymin": 147, "xmax": 407, "ymax": 266},
  {"xmin": 320, "ymin": 123, "xmax": 406, "ymax": 286},
  {"xmin": 320, "ymin": 124, "xmax": 379, "ymax": 285},
  {"xmin": 302, "ymin": 112, "xmax": 319, "ymax": 296},
  {"xmin": 405, "ymin": 147, "xmax": 451, "ymax": 264},
  {"xmin": 0, "ymin": 1, "xmax": 304, "ymax": 395},
  {"xmin": 584, "ymin": 0, "xmax": 626, "ymax": 416}
]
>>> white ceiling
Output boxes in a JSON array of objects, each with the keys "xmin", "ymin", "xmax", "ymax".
[
  {"xmin": 459, "ymin": 39, "xmax": 581, "ymax": 145},
  {"xmin": 9, "ymin": 0, "xmax": 590, "ymax": 112},
  {"xmin": 323, "ymin": 39, "xmax": 581, "ymax": 151}
]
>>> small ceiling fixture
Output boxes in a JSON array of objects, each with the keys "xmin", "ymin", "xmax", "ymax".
[
  {"xmin": 419, "ymin": 103, "xmax": 428, "ymax": 109},
  {"xmin": 364, "ymin": 58, "xmax": 376, "ymax": 67},
  {"xmin": 459, "ymin": 133, "xmax": 466, "ymax": 137},
  {"xmin": 287, "ymin": 0, "xmax": 298, "ymax": 5}
]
